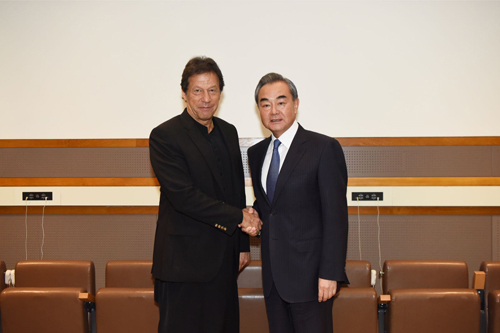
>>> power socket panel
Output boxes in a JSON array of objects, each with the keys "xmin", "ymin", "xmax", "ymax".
[
  {"xmin": 352, "ymin": 192, "xmax": 383, "ymax": 201},
  {"xmin": 22, "ymin": 192, "xmax": 53, "ymax": 201}
]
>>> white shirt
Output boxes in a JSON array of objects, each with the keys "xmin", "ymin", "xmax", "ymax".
[{"xmin": 261, "ymin": 121, "xmax": 299, "ymax": 193}]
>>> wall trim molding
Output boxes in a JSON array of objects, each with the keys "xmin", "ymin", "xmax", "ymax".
[
  {"xmin": 347, "ymin": 177, "xmax": 500, "ymax": 186},
  {"xmin": 0, "ymin": 139, "xmax": 149, "ymax": 148},
  {"xmin": 1, "ymin": 206, "xmax": 498, "ymax": 215},
  {"xmin": 2, "ymin": 136, "xmax": 500, "ymax": 148},
  {"xmin": 0, "ymin": 178, "xmax": 159, "ymax": 186},
  {"xmin": 2, "ymin": 177, "xmax": 500, "ymax": 187}
]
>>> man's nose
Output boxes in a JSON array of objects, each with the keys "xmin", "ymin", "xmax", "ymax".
[{"xmin": 201, "ymin": 91, "xmax": 211, "ymax": 103}]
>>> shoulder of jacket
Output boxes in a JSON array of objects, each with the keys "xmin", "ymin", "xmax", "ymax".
[
  {"xmin": 301, "ymin": 128, "xmax": 341, "ymax": 147},
  {"xmin": 151, "ymin": 115, "xmax": 183, "ymax": 135},
  {"xmin": 248, "ymin": 138, "xmax": 269, "ymax": 154},
  {"xmin": 213, "ymin": 116, "xmax": 236, "ymax": 132}
]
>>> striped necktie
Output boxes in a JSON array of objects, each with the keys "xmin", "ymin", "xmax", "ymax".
[{"xmin": 266, "ymin": 139, "xmax": 281, "ymax": 203}]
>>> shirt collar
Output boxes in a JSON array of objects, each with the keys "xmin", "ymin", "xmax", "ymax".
[
  {"xmin": 271, "ymin": 121, "xmax": 298, "ymax": 149},
  {"xmin": 188, "ymin": 111, "xmax": 215, "ymax": 138}
]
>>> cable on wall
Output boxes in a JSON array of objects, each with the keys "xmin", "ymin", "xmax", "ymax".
[
  {"xmin": 40, "ymin": 197, "xmax": 47, "ymax": 260},
  {"xmin": 376, "ymin": 197, "xmax": 383, "ymax": 279},
  {"xmin": 24, "ymin": 196, "xmax": 29, "ymax": 260},
  {"xmin": 357, "ymin": 197, "xmax": 362, "ymax": 260}
]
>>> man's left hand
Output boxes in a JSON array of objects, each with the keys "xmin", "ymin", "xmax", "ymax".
[
  {"xmin": 239, "ymin": 252, "xmax": 251, "ymax": 272},
  {"xmin": 318, "ymin": 278, "xmax": 337, "ymax": 302}
]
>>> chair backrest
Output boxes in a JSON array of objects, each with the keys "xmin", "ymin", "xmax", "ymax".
[
  {"xmin": 96, "ymin": 288, "xmax": 158, "ymax": 333},
  {"xmin": 345, "ymin": 260, "xmax": 372, "ymax": 288},
  {"xmin": 1, "ymin": 260, "xmax": 6, "ymax": 292},
  {"xmin": 383, "ymin": 260, "xmax": 468, "ymax": 293},
  {"xmin": 480, "ymin": 261, "xmax": 500, "ymax": 329},
  {"xmin": 334, "ymin": 261, "xmax": 377, "ymax": 333},
  {"xmin": 238, "ymin": 260, "xmax": 378, "ymax": 333},
  {"xmin": 237, "ymin": 260, "xmax": 372, "ymax": 289},
  {"xmin": 14, "ymin": 260, "xmax": 95, "ymax": 294},
  {"xmin": 1, "ymin": 287, "xmax": 90, "ymax": 333},
  {"xmin": 239, "ymin": 288, "xmax": 269, "ymax": 333},
  {"xmin": 238, "ymin": 260, "xmax": 263, "ymax": 289},
  {"xmin": 333, "ymin": 287, "xmax": 378, "ymax": 333},
  {"xmin": 481, "ymin": 261, "xmax": 500, "ymax": 296},
  {"xmin": 388, "ymin": 288, "xmax": 480, "ymax": 333},
  {"xmin": 105, "ymin": 260, "xmax": 154, "ymax": 288},
  {"xmin": 488, "ymin": 290, "xmax": 500, "ymax": 333}
]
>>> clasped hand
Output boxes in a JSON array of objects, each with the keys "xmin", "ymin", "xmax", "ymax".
[{"xmin": 239, "ymin": 207, "xmax": 263, "ymax": 236}]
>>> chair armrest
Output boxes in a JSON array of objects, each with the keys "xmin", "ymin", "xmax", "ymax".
[
  {"xmin": 79, "ymin": 292, "xmax": 95, "ymax": 302},
  {"xmin": 473, "ymin": 271, "xmax": 485, "ymax": 290},
  {"xmin": 378, "ymin": 294, "xmax": 391, "ymax": 303},
  {"xmin": 377, "ymin": 294, "xmax": 391, "ymax": 333}
]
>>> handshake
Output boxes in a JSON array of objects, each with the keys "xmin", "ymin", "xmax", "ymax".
[{"xmin": 239, "ymin": 207, "xmax": 263, "ymax": 237}]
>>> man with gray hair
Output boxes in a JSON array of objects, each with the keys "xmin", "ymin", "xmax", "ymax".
[{"xmin": 247, "ymin": 73, "xmax": 349, "ymax": 333}]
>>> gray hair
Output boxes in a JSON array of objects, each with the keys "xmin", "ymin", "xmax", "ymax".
[{"xmin": 254, "ymin": 73, "xmax": 298, "ymax": 104}]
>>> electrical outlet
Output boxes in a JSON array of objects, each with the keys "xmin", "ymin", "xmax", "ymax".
[
  {"xmin": 352, "ymin": 192, "xmax": 383, "ymax": 201},
  {"xmin": 22, "ymin": 192, "xmax": 53, "ymax": 201}
]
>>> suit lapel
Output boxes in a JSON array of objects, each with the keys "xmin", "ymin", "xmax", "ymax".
[
  {"xmin": 272, "ymin": 126, "xmax": 308, "ymax": 204},
  {"xmin": 254, "ymin": 137, "xmax": 272, "ymax": 206},
  {"xmin": 216, "ymin": 118, "xmax": 240, "ymax": 179},
  {"xmin": 181, "ymin": 110, "xmax": 226, "ymax": 199},
  {"xmin": 216, "ymin": 118, "xmax": 244, "ymax": 205}
]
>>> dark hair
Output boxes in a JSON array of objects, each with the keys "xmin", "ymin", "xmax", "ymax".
[
  {"xmin": 254, "ymin": 72, "xmax": 298, "ymax": 104},
  {"xmin": 181, "ymin": 56, "xmax": 224, "ymax": 93}
]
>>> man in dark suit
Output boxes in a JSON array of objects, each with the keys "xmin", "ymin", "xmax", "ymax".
[
  {"xmin": 149, "ymin": 57, "xmax": 262, "ymax": 333},
  {"xmin": 247, "ymin": 73, "xmax": 349, "ymax": 333}
]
